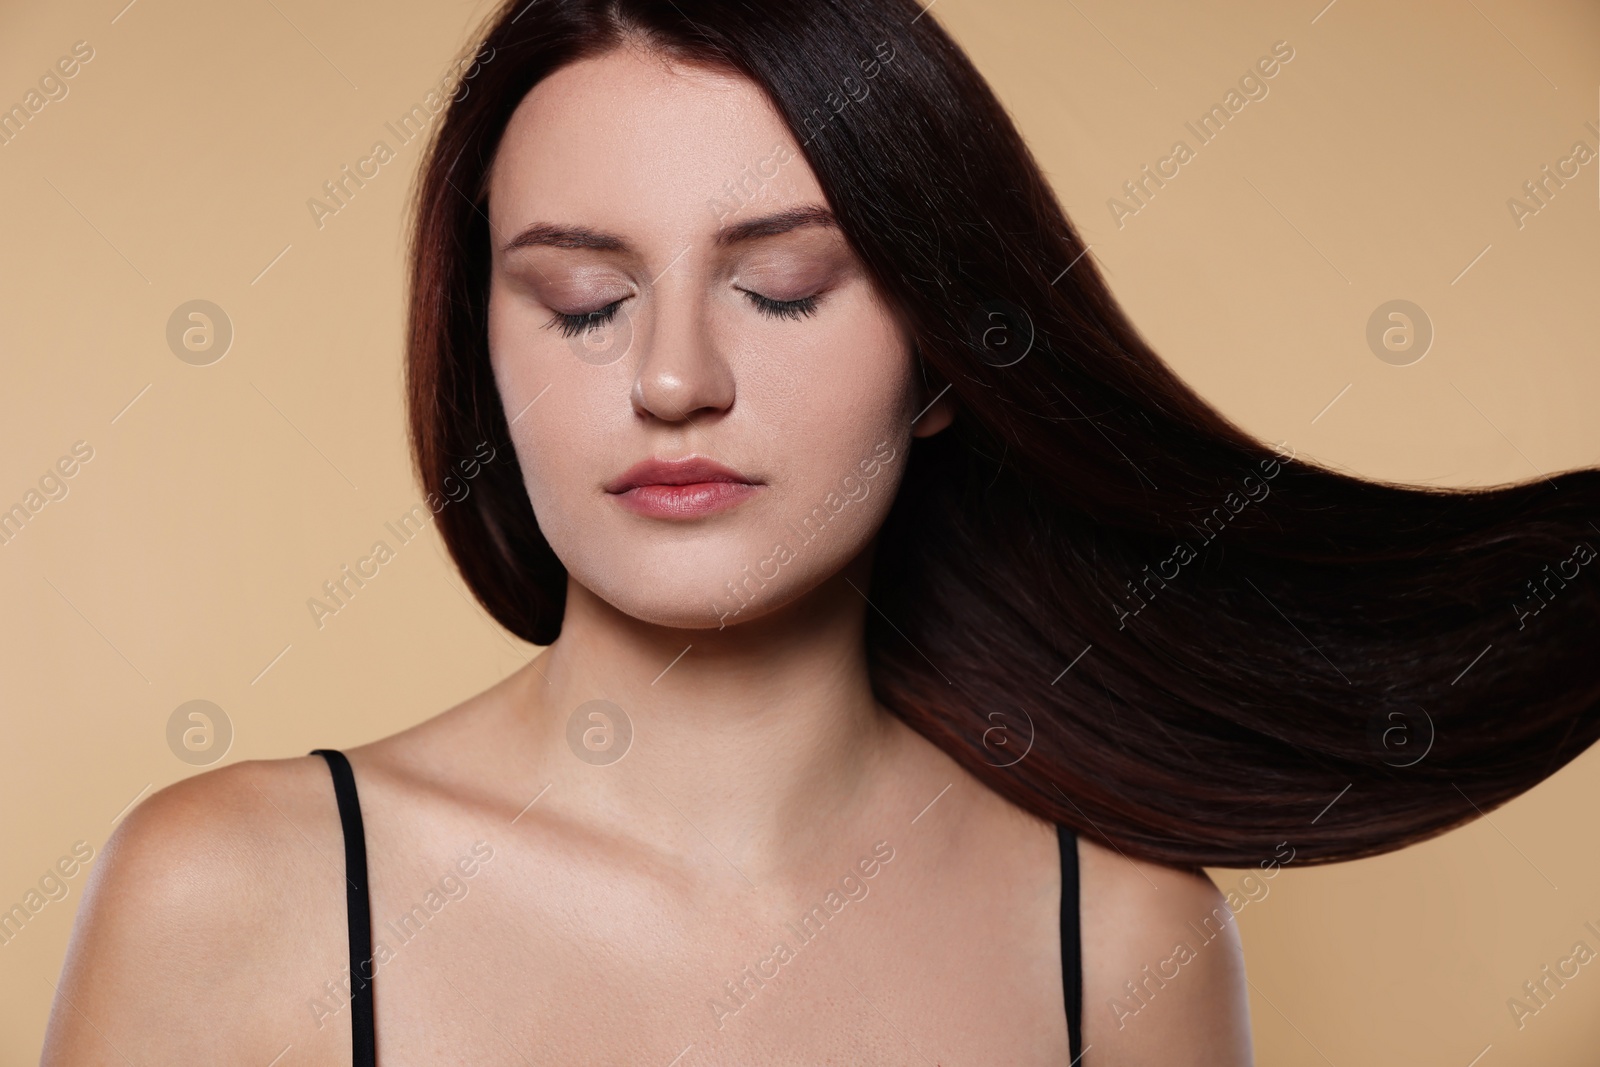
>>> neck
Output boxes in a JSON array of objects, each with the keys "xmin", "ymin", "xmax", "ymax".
[{"xmin": 514, "ymin": 554, "xmax": 899, "ymax": 877}]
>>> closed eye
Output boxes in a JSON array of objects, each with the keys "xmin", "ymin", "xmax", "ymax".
[
  {"xmin": 546, "ymin": 298, "xmax": 624, "ymax": 338},
  {"xmin": 741, "ymin": 289, "xmax": 821, "ymax": 320},
  {"xmin": 547, "ymin": 290, "xmax": 821, "ymax": 336}
]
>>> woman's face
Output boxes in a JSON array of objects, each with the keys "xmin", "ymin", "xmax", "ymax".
[{"xmin": 485, "ymin": 45, "xmax": 948, "ymax": 631}]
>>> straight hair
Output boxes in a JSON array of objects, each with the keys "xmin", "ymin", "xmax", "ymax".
[{"xmin": 406, "ymin": 0, "xmax": 1600, "ymax": 868}]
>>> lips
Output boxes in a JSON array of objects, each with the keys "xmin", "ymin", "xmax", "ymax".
[
  {"xmin": 605, "ymin": 456, "xmax": 755, "ymax": 493},
  {"xmin": 605, "ymin": 456, "xmax": 763, "ymax": 519}
]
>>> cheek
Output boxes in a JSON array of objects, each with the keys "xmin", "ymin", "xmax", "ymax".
[
  {"xmin": 746, "ymin": 293, "xmax": 916, "ymax": 474},
  {"xmin": 487, "ymin": 285, "xmax": 627, "ymax": 542},
  {"xmin": 725, "ymin": 294, "xmax": 917, "ymax": 558}
]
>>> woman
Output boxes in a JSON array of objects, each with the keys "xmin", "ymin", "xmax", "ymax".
[{"xmin": 42, "ymin": 0, "xmax": 1599, "ymax": 1064}]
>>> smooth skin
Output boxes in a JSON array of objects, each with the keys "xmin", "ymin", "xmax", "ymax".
[{"xmin": 42, "ymin": 42, "xmax": 1252, "ymax": 1066}]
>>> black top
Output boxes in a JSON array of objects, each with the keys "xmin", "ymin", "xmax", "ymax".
[{"xmin": 310, "ymin": 748, "xmax": 1084, "ymax": 1066}]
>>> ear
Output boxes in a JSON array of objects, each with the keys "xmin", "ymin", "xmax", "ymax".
[
  {"xmin": 911, "ymin": 385, "xmax": 955, "ymax": 438},
  {"xmin": 910, "ymin": 347, "xmax": 955, "ymax": 438}
]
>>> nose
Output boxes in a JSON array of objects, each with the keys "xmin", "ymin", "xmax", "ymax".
[{"xmin": 630, "ymin": 280, "xmax": 736, "ymax": 423}]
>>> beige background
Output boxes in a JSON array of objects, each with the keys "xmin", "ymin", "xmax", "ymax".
[{"xmin": 1, "ymin": 0, "xmax": 1596, "ymax": 1063}]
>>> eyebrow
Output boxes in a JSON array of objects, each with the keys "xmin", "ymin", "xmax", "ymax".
[{"xmin": 499, "ymin": 205, "xmax": 838, "ymax": 255}]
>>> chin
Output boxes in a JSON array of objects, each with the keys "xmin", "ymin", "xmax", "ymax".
[
  {"xmin": 581, "ymin": 574, "xmax": 794, "ymax": 631},
  {"xmin": 569, "ymin": 536, "xmax": 844, "ymax": 633}
]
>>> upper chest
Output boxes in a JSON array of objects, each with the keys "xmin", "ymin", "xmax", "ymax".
[{"xmin": 284, "ymin": 795, "xmax": 1071, "ymax": 1066}]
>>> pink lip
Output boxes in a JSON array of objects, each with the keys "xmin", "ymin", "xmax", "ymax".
[{"xmin": 605, "ymin": 456, "xmax": 762, "ymax": 519}]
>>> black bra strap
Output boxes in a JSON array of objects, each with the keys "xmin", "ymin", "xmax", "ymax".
[
  {"xmin": 1059, "ymin": 823, "xmax": 1084, "ymax": 1064},
  {"xmin": 312, "ymin": 749, "xmax": 377, "ymax": 1067}
]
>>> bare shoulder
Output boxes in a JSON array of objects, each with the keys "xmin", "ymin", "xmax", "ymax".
[
  {"xmin": 41, "ymin": 755, "xmax": 352, "ymax": 1066},
  {"xmin": 1075, "ymin": 835, "xmax": 1254, "ymax": 1065}
]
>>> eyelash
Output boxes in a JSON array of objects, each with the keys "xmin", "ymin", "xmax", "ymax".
[
  {"xmin": 547, "ymin": 301, "xmax": 624, "ymax": 338},
  {"xmin": 741, "ymin": 290, "xmax": 821, "ymax": 321},
  {"xmin": 544, "ymin": 290, "xmax": 821, "ymax": 337}
]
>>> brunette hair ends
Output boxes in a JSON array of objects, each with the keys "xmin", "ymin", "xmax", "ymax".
[{"xmin": 405, "ymin": 0, "xmax": 1600, "ymax": 869}]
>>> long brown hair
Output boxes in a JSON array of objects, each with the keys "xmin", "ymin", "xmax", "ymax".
[{"xmin": 405, "ymin": 0, "xmax": 1600, "ymax": 868}]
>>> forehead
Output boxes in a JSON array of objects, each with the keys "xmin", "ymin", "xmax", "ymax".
[{"xmin": 487, "ymin": 46, "xmax": 821, "ymax": 239}]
